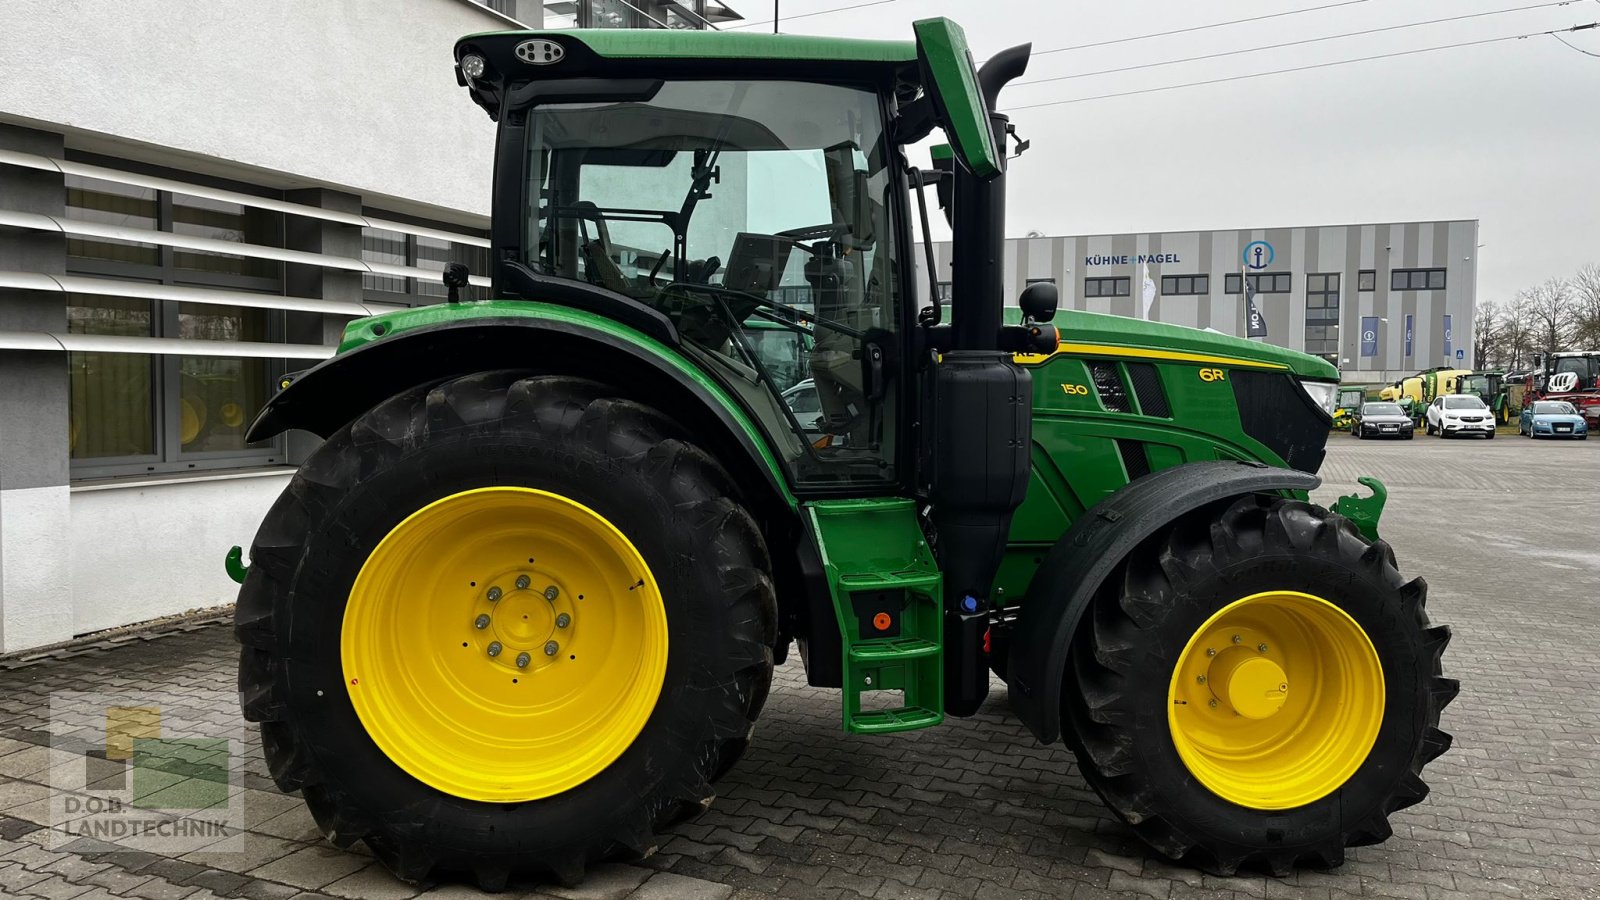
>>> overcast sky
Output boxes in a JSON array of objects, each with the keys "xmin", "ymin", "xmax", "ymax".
[{"xmin": 727, "ymin": 0, "xmax": 1600, "ymax": 305}]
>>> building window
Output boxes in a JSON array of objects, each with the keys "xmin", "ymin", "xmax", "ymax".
[
  {"xmin": 361, "ymin": 220, "xmax": 490, "ymax": 304},
  {"xmin": 936, "ymin": 281, "xmax": 952, "ymax": 302},
  {"xmin": 1304, "ymin": 273, "xmax": 1340, "ymax": 363},
  {"xmin": 1224, "ymin": 272, "xmax": 1291, "ymax": 294},
  {"xmin": 68, "ymin": 295, "xmax": 283, "ymax": 475},
  {"xmin": 1390, "ymin": 268, "xmax": 1446, "ymax": 291},
  {"xmin": 1025, "ymin": 277, "xmax": 1056, "ymax": 287},
  {"xmin": 1358, "ymin": 269, "xmax": 1376, "ymax": 292},
  {"xmin": 1084, "ymin": 276, "xmax": 1130, "ymax": 298},
  {"xmin": 1160, "ymin": 274, "xmax": 1209, "ymax": 295},
  {"xmin": 64, "ymin": 171, "xmax": 289, "ymax": 478}
]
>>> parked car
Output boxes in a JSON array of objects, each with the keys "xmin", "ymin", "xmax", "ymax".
[
  {"xmin": 1425, "ymin": 394, "xmax": 1496, "ymax": 439},
  {"xmin": 1351, "ymin": 402, "xmax": 1415, "ymax": 439},
  {"xmin": 1519, "ymin": 400, "xmax": 1589, "ymax": 439},
  {"xmin": 782, "ymin": 378, "xmax": 822, "ymax": 436}
]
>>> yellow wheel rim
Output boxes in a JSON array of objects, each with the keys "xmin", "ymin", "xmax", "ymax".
[
  {"xmin": 342, "ymin": 487, "xmax": 668, "ymax": 803},
  {"xmin": 1167, "ymin": 590, "xmax": 1384, "ymax": 809}
]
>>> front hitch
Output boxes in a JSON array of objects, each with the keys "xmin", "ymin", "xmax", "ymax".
[{"xmin": 1330, "ymin": 476, "xmax": 1388, "ymax": 542}]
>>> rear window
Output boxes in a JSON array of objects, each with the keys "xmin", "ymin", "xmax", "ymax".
[{"xmin": 1444, "ymin": 397, "xmax": 1486, "ymax": 410}]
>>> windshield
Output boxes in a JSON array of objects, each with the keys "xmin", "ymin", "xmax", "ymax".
[
  {"xmin": 523, "ymin": 80, "xmax": 903, "ymax": 485},
  {"xmin": 1363, "ymin": 403, "xmax": 1403, "ymax": 416},
  {"xmin": 1444, "ymin": 397, "xmax": 1486, "ymax": 410},
  {"xmin": 1533, "ymin": 401, "xmax": 1576, "ymax": 415}
]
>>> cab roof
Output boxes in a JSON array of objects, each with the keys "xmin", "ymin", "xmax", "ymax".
[
  {"xmin": 457, "ymin": 28, "xmax": 917, "ymax": 64},
  {"xmin": 453, "ymin": 29, "xmax": 921, "ymax": 120}
]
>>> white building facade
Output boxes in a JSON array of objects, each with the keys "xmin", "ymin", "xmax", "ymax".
[
  {"xmin": 0, "ymin": 0, "xmax": 744, "ymax": 653},
  {"xmin": 920, "ymin": 220, "xmax": 1480, "ymax": 385}
]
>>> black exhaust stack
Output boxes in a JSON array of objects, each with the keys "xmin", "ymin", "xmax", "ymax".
[{"xmin": 931, "ymin": 44, "xmax": 1034, "ymax": 717}]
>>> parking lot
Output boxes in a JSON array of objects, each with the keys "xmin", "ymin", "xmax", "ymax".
[{"xmin": 1, "ymin": 435, "xmax": 1597, "ymax": 900}]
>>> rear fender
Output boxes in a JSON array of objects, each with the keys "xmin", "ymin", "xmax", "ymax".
[
  {"xmin": 1006, "ymin": 460, "xmax": 1320, "ymax": 744},
  {"xmin": 248, "ymin": 315, "xmax": 795, "ymax": 512}
]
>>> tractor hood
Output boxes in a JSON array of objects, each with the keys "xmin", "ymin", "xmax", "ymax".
[{"xmin": 1010, "ymin": 308, "xmax": 1340, "ymax": 381}]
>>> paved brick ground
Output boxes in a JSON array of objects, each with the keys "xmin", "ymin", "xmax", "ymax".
[{"xmin": 2, "ymin": 438, "xmax": 1597, "ymax": 900}]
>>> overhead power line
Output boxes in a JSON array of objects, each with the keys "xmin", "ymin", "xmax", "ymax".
[
  {"xmin": 726, "ymin": 0, "xmax": 906, "ymax": 30},
  {"xmin": 1003, "ymin": 21, "xmax": 1600, "ymax": 110},
  {"xmin": 1029, "ymin": 0, "xmax": 1374, "ymax": 58},
  {"xmin": 1551, "ymin": 31, "xmax": 1600, "ymax": 54},
  {"xmin": 1015, "ymin": 0, "xmax": 1580, "ymax": 87}
]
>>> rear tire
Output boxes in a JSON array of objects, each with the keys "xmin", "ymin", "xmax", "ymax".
[
  {"xmin": 235, "ymin": 372, "xmax": 776, "ymax": 887},
  {"xmin": 1059, "ymin": 496, "xmax": 1455, "ymax": 875}
]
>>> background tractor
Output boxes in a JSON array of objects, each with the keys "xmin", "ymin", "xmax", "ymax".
[
  {"xmin": 230, "ymin": 20, "xmax": 1454, "ymax": 888},
  {"xmin": 1456, "ymin": 371, "xmax": 1512, "ymax": 425},
  {"xmin": 1331, "ymin": 385, "xmax": 1367, "ymax": 430},
  {"xmin": 1525, "ymin": 349, "xmax": 1600, "ymax": 430}
]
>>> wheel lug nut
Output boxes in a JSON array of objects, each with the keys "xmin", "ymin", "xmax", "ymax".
[
  {"xmin": 474, "ymin": 614, "xmax": 490, "ymax": 630},
  {"xmin": 544, "ymin": 585, "xmax": 559, "ymax": 601},
  {"xmin": 515, "ymin": 652, "xmax": 531, "ymax": 668},
  {"xmin": 1196, "ymin": 675, "xmax": 1207, "ymax": 684},
  {"xmin": 544, "ymin": 640, "xmax": 559, "ymax": 656},
  {"xmin": 487, "ymin": 586, "xmax": 502, "ymax": 602},
  {"xmin": 1231, "ymin": 634, "xmax": 1242, "ymax": 644},
  {"xmin": 555, "ymin": 613, "xmax": 571, "ymax": 629},
  {"xmin": 516, "ymin": 575, "xmax": 530, "ymax": 590},
  {"xmin": 1205, "ymin": 648, "xmax": 1216, "ymax": 657},
  {"xmin": 1208, "ymin": 699, "xmax": 1218, "ymax": 708},
  {"xmin": 1258, "ymin": 643, "xmax": 1268, "ymax": 652},
  {"xmin": 487, "ymin": 641, "xmax": 503, "ymax": 657}
]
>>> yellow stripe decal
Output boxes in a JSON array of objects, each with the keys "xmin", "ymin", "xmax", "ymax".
[{"xmin": 1016, "ymin": 342, "xmax": 1288, "ymax": 370}]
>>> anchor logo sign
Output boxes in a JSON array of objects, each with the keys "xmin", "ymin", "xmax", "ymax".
[{"xmin": 1242, "ymin": 241, "xmax": 1274, "ymax": 270}]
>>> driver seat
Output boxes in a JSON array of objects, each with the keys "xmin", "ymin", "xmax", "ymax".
[{"xmin": 575, "ymin": 201, "xmax": 631, "ymax": 294}]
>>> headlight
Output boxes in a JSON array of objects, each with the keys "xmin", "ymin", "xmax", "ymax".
[{"xmin": 1299, "ymin": 380, "xmax": 1338, "ymax": 416}]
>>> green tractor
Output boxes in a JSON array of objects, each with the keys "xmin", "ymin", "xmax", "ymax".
[
  {"xmin": 1330, "ymin": 386, "xmax": 1366, "ymax": 431},
  {"xmin": 1457, "ymin": 371, "xmax": 1511, "ymax": 424},
  {"xmin": 230, "ymin": 20, "xmax": 1455, "ymax": 887}
]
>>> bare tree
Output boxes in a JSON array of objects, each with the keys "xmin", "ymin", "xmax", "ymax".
[
  {"xmin": 1473, "ymin": 301, "xmax": 1499, "ymax": 368},
  {"xmin": 1571, "ymin": 264, "xmax": 1600, "ymax": 349},
  {"xmin": 1521, "ymin": 278, "xmax": 1574, "ymax": 355},
  {"xmin": 1496, "ymin": 291, "xmax": 1536, "ymax": 371}
]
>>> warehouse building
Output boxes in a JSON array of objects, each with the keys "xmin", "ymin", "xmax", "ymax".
[
  {"xmin": 0, "ymin": 0, "xmax": 738, "ymax": 653},
  {"xmin": 919, "ymin": 220, "xmax": 1480, "ymax": 384}
]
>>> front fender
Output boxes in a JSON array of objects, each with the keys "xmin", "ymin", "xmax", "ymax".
[
  {"xmin": 1006, "ymin": 460, "xmax": 1321, "ymax": 745},
  {"xmin": 248, "ymin": 309, "xmax": 794, "ymax": 508}
]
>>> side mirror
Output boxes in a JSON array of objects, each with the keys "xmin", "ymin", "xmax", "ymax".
[
  {"xmin": 912, "ymin": 18, "xmax": 1001, "ymax": 179},
  {"xmin": 443, "ymin": 262, "xmax": 471, "ymax": 304},
  {"xmin": 1019, "ymin": 281, "xmax": 1058, "ymax": 323}
]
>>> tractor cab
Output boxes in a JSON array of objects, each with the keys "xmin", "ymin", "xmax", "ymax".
[
  {"xmin": 452, "ymin": 24, "xmax": 1042, "ymax": 492},
  {"xmin": 1457, "ymin": 371, "xmax": 1506, "ymax": 422},
  {"xmin": 1332, "ymin": 386, "xmax": 1365, "ymax": 429},
  {"xmin": 1538, "ymin": 350, "xmax": 1600, "ymax": 393}
]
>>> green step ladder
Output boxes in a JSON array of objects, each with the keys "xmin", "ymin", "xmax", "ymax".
[{"xmin": 806, "ymin": 499, "xmax": 944, "ymax": 734}]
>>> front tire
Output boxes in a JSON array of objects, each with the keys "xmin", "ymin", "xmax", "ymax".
[
  {"xmin": 235, "ymin": 373, "xmax": 776, "ymax": 887},
  {"xmin": 1059, "ymin": 496, "xmax": 1455, "ymax": 875}
]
